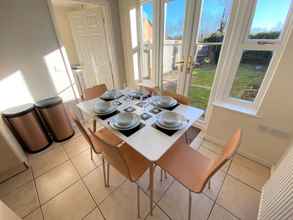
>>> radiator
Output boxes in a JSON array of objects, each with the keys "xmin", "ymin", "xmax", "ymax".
[{"xmin": 258, "ymin": 144, "xmax": 293, "ymax": 220}]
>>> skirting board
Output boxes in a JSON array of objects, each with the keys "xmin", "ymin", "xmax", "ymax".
[{"xmin": 204, "ymin": 134, "xmax": 273, "ymax": 168}]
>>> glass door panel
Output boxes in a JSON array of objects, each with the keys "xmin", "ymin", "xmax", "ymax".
[
  {"xmin": 187, "ymin": 0, "xmax": 233, "ymax": 112},
  {"xmin": 162, "ymin": 0, "xmax": 186, "ymax": 92},
  {"xmin": 141, "ymin": 2, "xmax": 154, "ymax": 80},
  {"xmin": 188, "ymin": 45, "xmax": 222, "ymax": 110}
]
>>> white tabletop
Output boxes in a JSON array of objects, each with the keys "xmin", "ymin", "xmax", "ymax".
[{"xmin": 77, "ymin": 95, "xmax": 204, "ymax": 162}]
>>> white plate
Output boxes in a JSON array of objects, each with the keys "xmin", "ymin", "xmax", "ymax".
[
  {"xmin": 155, "ymin": 111, "xmax": 188, "ymax": 130},
  {"xmin": 110, "ymin": 112, "xmax": 140, "ymax": 129},
  {"xmin": 157, "ymin": 111, "xmax": 184, "ymax": 127},
  {"xmin": 151, "ymin": 96, "xmax": 177, "ymax": 108},
  {"xmin": 109, "ymin": 120, "xmax": 140, "ymax": 131},
  {"xmin": 94, "ymin": 100, "xmax": 117, "ymax": 115},
  {"xmin": 155, "ymin": 120, "xmax": 188, "ymax": 131},
  {"xmin": 101, "ymin": 89, "xmax": 122, "ymax": 100},
  {"xmin": 127, "ymin": 89, "xmax": 149, "ymax": 98}
]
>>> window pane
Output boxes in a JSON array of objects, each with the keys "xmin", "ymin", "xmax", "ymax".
[
  {"xmin": 165, "ymin": 0, "xmax": 186, "ymax": 40},
  {"xmin": 129, "ymin": 8, "xmax": 138, "ymax": 48},
  {"xmin": 162, "ymin": 0, "xmax": 186, "ymax": 92},
  {"xmin": 142, "ymin": 2, "xmax": 153, "ymax": 44},
  {"xmin": 188, "ymin": 45, "xmax": 222, "ymax": 110},
  {"xmin": 133, "ymin": 52, "xmax": 139, "ymax": 80},
  {"xmin": 230, "ymin": 50, "xmax": 273, "ymax": 101},
  {"xmin": 197, "ymin": 0, "xmax": 233, "ymax": 43},
  {"xmin": 249, "ymin": 0, "xmax": 291, "ymax": 39}
]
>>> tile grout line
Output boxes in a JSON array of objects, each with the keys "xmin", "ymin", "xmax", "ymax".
[
  {"xmin": 64, "ymin": 146, "xmax": 114, "ymax": 220},
  {"xmin": 201, "ymin": 142, "xmax": 270, "ymax": 169},
  {"xmin": 29, "ymin": 145, "xmax": 70, "ymax": 179},
  {"xmin": 226, "ymin": 173, "xmax": 262, "ymax": 193},
  {"xmin": 215, "ymin": 203, "xmax": 241, "ymax": 220},
  {"xmin": 140, "ymin": 174, "xmax": 176, "ymax": 220},
  {"xmin": 200, "ymin": 144, "xmax": 264, "ymax": 191},
  {"xmin": 207, "ymin": 159, "xmax": 233, "ymax": 220},
  {"xmin": 30, "ymin": 166, "xmax": 45, "ymax": 220}
]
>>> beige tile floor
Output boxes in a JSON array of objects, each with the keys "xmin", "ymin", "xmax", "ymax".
[{"xmin": 0, "ymin": 131, "xmax": 270, "ymax": 220}]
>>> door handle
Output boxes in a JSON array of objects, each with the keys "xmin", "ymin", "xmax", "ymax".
[{"xmin": 175, "ymin": 56, "xmax": 193, "ymax": 72}]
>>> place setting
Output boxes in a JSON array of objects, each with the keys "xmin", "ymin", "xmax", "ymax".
[
  {"xmin": 152, "ymin": 111, "xmax": 189, "ymax": 136},
  {"xmin": 94, "ymin": 99, "xmax": 120, "ymax": 120},
  {"xmin": 108, "ymin": 112, "xmax": 145, "ymax": 137},
  {"xmin": 100, "ymin": 89, "xmax": 123, "ymax": 101},
  {"xmin": 150, "ymin": 95, "xmax": 180, "ymax": 111}
]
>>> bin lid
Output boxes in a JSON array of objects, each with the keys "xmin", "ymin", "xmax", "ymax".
[
  {"xmin": 2, "ymin": 103, "xmax": 35, "ymax": 117},
  {"xmin": 35, "ymin": 96, "xmax": 62, "ymax": 108}
]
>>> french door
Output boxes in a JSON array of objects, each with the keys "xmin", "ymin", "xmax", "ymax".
[
  {"xmin": 135, "ymin": 0, "xmax": 234, "ymax": 121},
  {"xmin": 135, "ymin": 0, "xmax": 292, "ymax": 124}
]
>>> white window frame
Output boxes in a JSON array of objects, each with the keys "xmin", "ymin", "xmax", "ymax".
[{"xmin": 213, "ymin": 0, "xmax": 293, "ymax": 115}]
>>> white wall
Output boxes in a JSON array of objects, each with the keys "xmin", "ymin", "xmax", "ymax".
[
  {"xmin": 206, "ymin": 28, "xmax": 293, "ymax": 166},
  {"xmin": 0, "ymin": 0, "xmax": 60, "ymax": 102}
]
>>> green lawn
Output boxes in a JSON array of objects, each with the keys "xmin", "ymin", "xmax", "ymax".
[{"xmin": 188, "ymin": 64, "xmax": 265, "ymax": 110}]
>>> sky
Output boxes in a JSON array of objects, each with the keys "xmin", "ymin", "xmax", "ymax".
[{"xmin": 142, "ymin": 0, "xmax": 291, "ymax": 39}]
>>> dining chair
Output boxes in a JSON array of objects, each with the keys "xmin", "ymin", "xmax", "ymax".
[
  {"xmin": 82, "ymin": 84, "xmax": 107, "ymax": 131},
  {"xmin": 156, "ymin": 129, "xmax": 241, "ymax": 220},
  {"xmin": 139, "ymin": 85, "xmax": 159, "ymax": 96},
  {"xmin": 83, "ymin": 84, "xmax": 107, "ymax": 101},
  {"xmin": 71, "ymin": 112, "xmax": 122, "ymax": 186},
  {"xmin": 88, "ymin": 129, "xmax": 152, "ymax": 218}
]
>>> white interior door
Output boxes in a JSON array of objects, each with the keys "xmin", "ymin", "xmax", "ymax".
[{"xmin": 69, "ymin": 7, "xmax": 114, "ymax": 89}]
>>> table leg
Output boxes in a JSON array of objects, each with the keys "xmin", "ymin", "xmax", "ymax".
[{"xmin": 149, "ymin": 164, "xmax": 154, "ymax": 216}]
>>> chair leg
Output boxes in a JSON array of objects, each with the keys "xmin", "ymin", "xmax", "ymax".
[
  {"xmin": 93, "ymin": 119, "xmax": 97, "ymax": 132},
  {"xmin": 102, "ymin": 157, "xmax": 107, "ymax": 187},
  {"xmin": 208, "ymin": 179, "xmax": 211, "ymax": 191},
  {"xmin": 106, "ymin": 163, "xmax": 110, "ymax": 187},
  {"xmin": 164, "ymin": 170, "xmax": 168, "ymax": 179},
  {"xmin": 90, "ymin": 147, "xmax": 93, "ymax": 161},
  {"xmin": 160, "ymin": 169, "xmax": 163, "ymax": 182},
  {"xmin": 188, "ymin": 190, "xmax": 192, "ymax": 220},
  {"xmin": 137, "ymin": 184, "xmax": 141, "ymax": 218},
  {"xmin": 184, "ymin": 132, "xmax": 189, "ymax": 144}
]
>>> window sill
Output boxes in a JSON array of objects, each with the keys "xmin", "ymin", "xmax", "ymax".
[{"xmin": 213, "ymin": 101, "xmax": 260, "ymax": 118}]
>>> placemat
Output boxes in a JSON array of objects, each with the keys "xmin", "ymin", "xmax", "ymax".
[
  {"xmin": 116, "ymin": 123, "xmax": 145, "ymax": 137},
  {"xmin": 152, "ymin": 123, "xmax": 179, "ymax": 136},
  {"xmin": 161, "ymin": 103, "xmax": 180, "ymax": 111},
  {"xmin": 96, "ymin": 110, "xmax": 120, "ymax": 120}
]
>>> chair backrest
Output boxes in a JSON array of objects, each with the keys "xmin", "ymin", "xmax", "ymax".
[
  {"xmin": 83, "ymin": 84, "xmax": 107, "ymax": 100},
  {"xmin": 201, "ymin": 129, "xmax": 242, "ymax": 191},
  {"xmin": 139, "ymin": 85, "xmax": 159, "ymax": 96},
  {"xmin": 70, "ymin": 111, "xmax": 99, "ymax": 153},
  {"xmin": 88, "ymin": 129, "xmax": 132, "ymax": 180},
  {"xmin": 162, "ymin": 90, "xmax": 191, "ymax": 105}
]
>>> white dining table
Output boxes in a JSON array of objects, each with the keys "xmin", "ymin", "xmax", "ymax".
[{"xmin": 76, "ymin": 94, "xmax": 204, "ymax": 215}]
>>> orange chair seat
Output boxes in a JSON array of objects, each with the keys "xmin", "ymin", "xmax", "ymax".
[{"xmin": 157, "ymin": 143, "xmax": 213, "ymax": 193}]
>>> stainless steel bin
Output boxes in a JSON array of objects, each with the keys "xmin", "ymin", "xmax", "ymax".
[
  {"xmin": 2, "ymin": 104, "xmax": 52, "ymax": 153},
  {"xmin": 35, "ymin": 97, "xmax": 74, "ymax": 142}
]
